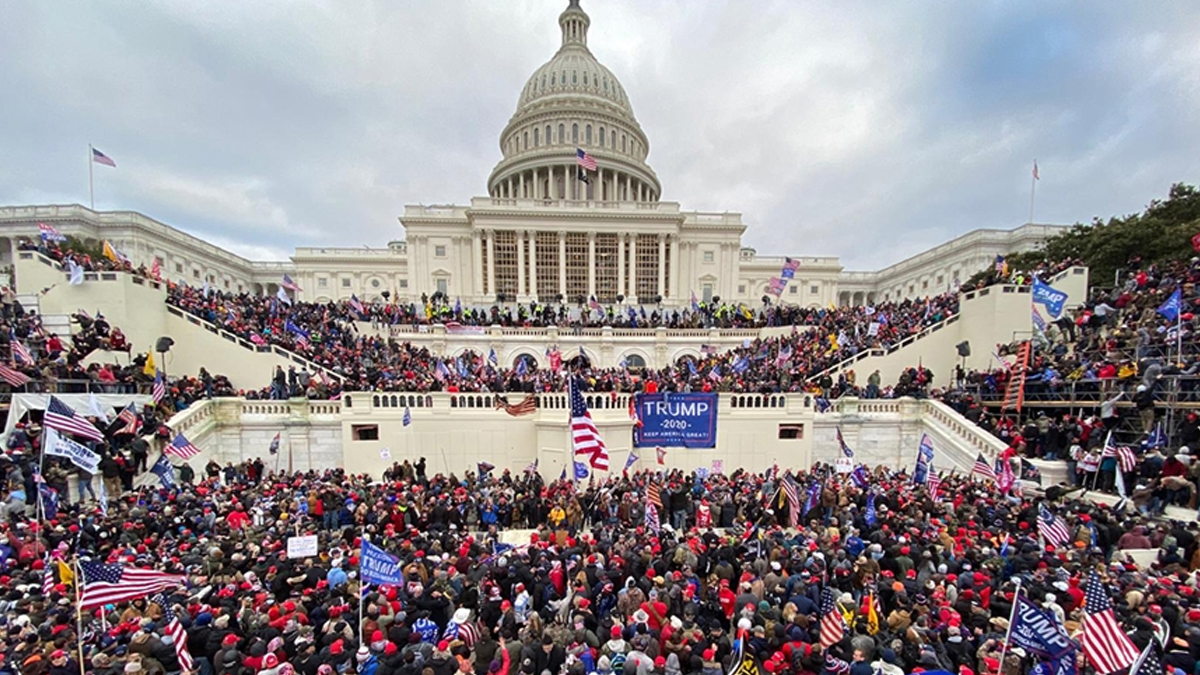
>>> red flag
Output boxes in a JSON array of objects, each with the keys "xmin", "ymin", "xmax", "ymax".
[{"xmin": 1191, "ymin": 232, "xmax": 1200, "ymax": 253}]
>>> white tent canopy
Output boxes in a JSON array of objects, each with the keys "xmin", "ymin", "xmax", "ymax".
[{"xmin": 4, "ymin": 392, "xmax": 153, "ymax": 441}]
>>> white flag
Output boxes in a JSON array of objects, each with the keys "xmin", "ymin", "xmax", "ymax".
[
  {"xmin": 88, "ymin": 393, "xmax": 111, "ymax": 424},
  {"xmin": 67, "ymin": 260, "xmax": 84, "ymax": 285}
]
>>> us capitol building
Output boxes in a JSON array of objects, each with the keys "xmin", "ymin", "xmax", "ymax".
[{"xmin": 0, "ymin": 0, "xmax": 1063, "ymax": 309}]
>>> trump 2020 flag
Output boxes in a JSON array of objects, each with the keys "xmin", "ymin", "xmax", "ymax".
[
  {"xmin": 151, "ymin": 454, "xmax": 175, "ymax": 488},
  {"xmin": 913, "ymin": 434, "xmax": 935, "ymax": 485},
  {"xmin": 360, "ymin": 540, "xmax": 404, "ymax": 585},
  {"xmin": 1157, "ymin": 288, "xmax": 1182, "ymax": 322},
  {"xmin": 1032, "ymin": 279, "xmax": 1069, "ymax": 319},
  {"xmin": 1010, "ymin": 594, "xmax": 1076, "ymax": 660}
]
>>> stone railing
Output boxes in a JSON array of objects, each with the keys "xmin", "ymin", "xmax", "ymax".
[{"xmin": 806, "ymin": 313, "xmax": 961, "ymax": 382}]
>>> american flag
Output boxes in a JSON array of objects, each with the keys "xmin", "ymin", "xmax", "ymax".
[
  {"xmin": 152, "ymin": 370, "xmax": 166, "ymax": 403},
  {"xmin": 647, "ymin": 482, "xmax": 662, "ymax": 508},
  {"xmin": 644, "ymin": 499, "xmax": 660, "ymax": 533},
  {"xmin": 151, "ymin": 593, "xmax": 194, "ymax": 673},
  {"xmin": 628, "ymin": 396, "xmax": 643, "ymax": 427},
  {"xmin": 42, "ymin": 555, "xmax": 56, "ymax": 596},
  {"xmin": 1102, "ymin": 433, "xmax": 1138, "ymax": 474},
  {"xmin": 150, "ymin": 258, "xmax": 161, "ymax": 281},
  {"xmin": 835, "ymin": 426, "xmax": 854, "ymax": 457},
  {"xmin": 349, "ymin": 294, "xmax": 365, "ymax": 316},
  {"xmin": 575, "ymin": 148, "xmax": 598, "ymax": 172},
  {"xmin": 570, "ymin": 378, "xmax": 608, "ymax": 470},
  {"xmin": 819, "ymin": 587, "xmax": 846, "ymax": 649},
  {"xmin": 165, "ymin": 433, "xmax": 201, "ymax": 460},
  {"xmin": 269, "ymin": 432, "xmax": 281, "ymax": 455},
  {"xmin": 39, "ymin": 222, "xmax": 66, "ymax": 242},
  {"xmin": 116, "ymin": 403, "xmax": 139, "ymax": 428},
  {"xmin": 79, "ymin": 560, "xmax": 185, "ymax": 610},
  {"xmin": 91, "ymin": 147, "xmax": 116, "ymax": 167},
  {"xmin": 1082, "ymin": 570, "xmax": 1139, "ymax": 674},
  {"xmin": 656, "ymin": 445, "xmax": 667, "ymax": 465},
  {"xmin": 927, "ymin": 472, "xmax": 942, "ymax": 501},
  {"xmin": 588, "ymin": 297, "xmax": 603, "ymax": 312},
  {"xmin": 972, "ymin": 452, "xmax": 996, "ymax": 480},
  {"xmin": 1128, "ymin": 641, "xmax": 1165, "ymax": 675},
  {"xmin": 524, "ymin": 458, "xmax": 539, "ymax": 474},
  {"xmin": 781, "ymin": 476, "xmax": 800, "ymax": 528},
  {"xmin": 0, "ymin": 362, "xmax": 30, "ymax": 387},
  {"xmin": 45, "ymin": 395, "xmax": 104, "ymax": 442},
  {"xmin": 1037, "ymin": 503, "xmax": 1071, "ymax": 548},
  {"xmin": 494, "ymin": 394, "xmax": 537, "ymax": 416},
  {"xmin": 996, "ymin": 457, "xmax": 1015, "ymax": 493},
  {"xmin": 11, "ymin": 335, "xmax": 33, "ymax": 365},
  {"xmin": 280, "ymin": 274, "xmax": 303, "ymax": 292}
]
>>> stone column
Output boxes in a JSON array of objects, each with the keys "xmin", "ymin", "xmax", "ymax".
[
  {"xmin": 529, "ymin": 230, "xmax": 538, "ymax": 301},
  {"xmin": 616, "ymin": 232, "xmax": 625, "ymax": 299},
  {"xmin": 486, "ymin": 230, "xmax": 496, "ymax": 299},
  {"xmin": 516, "ymin": 230, "xmax": 526, "ymax": 298},
  {"xmin": 558, "ymin": 230, "xmax": 567, "ymax": 298},
  {"xmin": 669, "ymin": 233, "xmax": 680, "ymax": 300},
  {"xmin": 587, "ymin": 231, "xmax": 596, "ymax": 299},
  {"xmin": 471, "ymin": 230, "xmax": 482, "ymax": 298},
  {"xmin": 519, "ymin": 172, "xmax": 525, "ymax": 199},
  {"xmin": 628, "ymin": 235, "xmax": 638, "ymax": 303},
  {"xmin": 657, "ymin": 233, "xmax": 666, "ymax": 299},
  {"xmin": 625, "ymin": 174, "xmax": 631, "ymax": 202}
]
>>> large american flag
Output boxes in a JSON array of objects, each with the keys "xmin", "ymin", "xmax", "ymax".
[
  {"xmin": 11, "ymin": 335, "xmax": 33, "ymax": 365},
  {"xmin": 116, "ymin": 403, "xmax": 141, "ymax": 436},
  {"xmin": 575, "ymin": 148, "xmax": 598, "ymax": 172},
  {"xmin": 494, "ymin": 394, "xmax": 537, "ymax": 417},
  {"xmin": 644, "ymin": 500, "xmax": 660, "ymax": 533},
  {"xmin": 972, "ymin": 452, "xmax": 997, "ymax": 481},
  {"xmin": 1082, "ymin": 571, "xmax": 1139, "ymax": 674},
  {"xmin": 42, "ymin": 555, "xmax": 56, "ymax": 596},
  {"xmin": 647, "ymin": 482, "xmax": 662, "ymax": 508},
  {"xmin": 165, "ymin": 433, "xmax": 201, "ymax": 460},
  {"xmin": 781, "ymin": 476, "xmax": 800, "ymax": 528},
  {"xmin": 818, "ymin": 587, "xmax": 846, "ymax": 649},
  {"xmin": 79, "ymin": 560, "xmax": 185, "ymax": 610},
  {"xmin": 151, "ymin": 593, "xmax": 194, "ymax": 673},
  {"xmin": 569, "ymin": 378, "xmax": 608, "ymax": 470},
  {"xmin": 1102, "ymin": 434, "xmax": 1138, "ymax": 474},
  {"xmin": 45, "ymin": 396, "xmax": 104, "ymax": 442},
  {"xmin": 0, "ymin": 363, "xmax": 31, "ymax": 387},
  {"xmin": 1037, "ymin": 503, "xmax": 1071, "ymax": 548},
  {"xmin": 927, "ymin": 472, "xmax": 943, "ymax": 501}
]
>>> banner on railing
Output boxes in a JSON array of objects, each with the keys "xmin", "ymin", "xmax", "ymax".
[{"xmin": 633, "ymin": 393, "xmax": 718, "ymax": 448}]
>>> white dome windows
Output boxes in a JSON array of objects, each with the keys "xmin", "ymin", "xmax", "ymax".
[
  {"xmin": 572, "ymin": 124, "xmax": 578, "ymax": 143},
  {"xmin": 599, "ymin": 127, "xmax": 605, "ymax": 146},
  {"xmin": 534, "ymin": 128, "xmax": 540, "ymax": 147},
  {"xmin": 585, "ymin": 124, "xmax": 592, "ymax": 144},
  {"xmin": 558, "ymin": 124, "xmax": 565, "ymax": 144}
]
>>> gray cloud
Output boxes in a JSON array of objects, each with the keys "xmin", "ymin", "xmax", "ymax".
[{"xmin": 1, "ymin": 0, "xmax": 1196, "ymax": 268}]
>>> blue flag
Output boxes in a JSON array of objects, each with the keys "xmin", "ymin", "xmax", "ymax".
[
  {"xmin": 151, "ymin": 454, "xmax": 175, "ymax": 488},
  {"xmin": 836, "ymin": 426, "xmax": 854, "ymax": 457},
  {"xmin": 850, "ymin": 465, "xmax": 870, "ymax": 489},
  {"xmin": 1157, "ymin": 287, "xmax": 1182, "ymax": 322},
  {"xmin": 803, "ymin": 481, "xmax": 821, "ymax": 515},
  {"xmin": 360, "ymin": 540, "xmax": 404, "ymax": 585},
  {"xmin": 624, "ymin": 451, "xmax": 638, "ymax": 472},
  {"xmin": 1009, "ymin": 594, "xmax": 1077, "ymax": 660},
  {"xmin": 1032, "ymin": 308, "xmax": 1047, "ymax": 332},
  {"xmin": 37, "ymin": 481, "xmax": 58, "ymax": 520},
  {"xmin": 403, "ymin": 406, "xmax": 412, "ymax": 427},
  {"xmin": 913, "ymin": 433, "xmax": 935, "ymax": 485},
  {"xmin": 1146, "ymin": 421, "xmax": 1167, "ymax": 449},
  {"xmin": 1032, "ymin": 279, "xmax": 1069, "ymax": 319},
  {"xmin": 488, "ymin": 348, "xmax": 498, "ymax": 366},
  {"xmin": 516, "ymin": 357, "xmax": 528, "ymax": 376},
  {"xmin": 864, "ymin": 491, "xmax": 877, "ymax": 527},
  {"xmin": 573, "ymin": 460, "xmax": 590, "ymax": 480}
]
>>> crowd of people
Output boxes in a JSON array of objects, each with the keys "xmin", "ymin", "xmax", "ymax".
[{"xmin": 2, "ymin": 455, "xmax": 1199, "ymax": 675}]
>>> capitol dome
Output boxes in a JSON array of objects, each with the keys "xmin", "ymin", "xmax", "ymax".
[{"xmin": 487, "ymin": 0, "xmax": 661, "ymax": 203}]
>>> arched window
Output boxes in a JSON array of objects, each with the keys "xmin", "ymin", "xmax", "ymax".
[
  {"xmin": 585, "ymin": 125, "xmax": 592, "ymax": 144},
  {"xmin": 533, "ymin": 128, "xmax": 539, "ymax": 146},
  {"xmin": 572, "ymin": 124, "xmax": 579, "ymax": 143},
  {"xmin": 624, "ymin": 353, "xmax": 646, "ymax": 369},
  {"xmin": 551, "ymin": 73, "xmax": 557, "ymax": 85},
  {"xmin": 545, "ymin": 125, "xmax": 551, "ymax": 145},
  {"xmin": 622, "ymin": 135, "xmax": 626, "ymax": 152},
  {"xmin": 599, "ymin": 127, "xmax": 605, "ymax": 146},
  {"xmin": 583, "ymin": 72, "xmax": 588, "ymax": 85},
  {"xmin": 523, "ymin": 131, "xmax": 528, "ymax": 150},
  {"xmin": 572, "ymin": 71, "xmax": 578, "ymax": 84},
  {"xmin": 558, "ymin": 124, "xmax": 565, "ymax": 143}
]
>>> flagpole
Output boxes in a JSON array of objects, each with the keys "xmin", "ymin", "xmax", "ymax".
[
  {"xmin": 88, "ymin": 144, "xmax": 95, "ymax": 210},
  {"xmin": 358, "ymin": 534, "xmax": 367, "ymax": 643},
  {"xmin": 75, "ymin": 556, "xmax": 87, "ymax": 675},
  {"xmin": 1028, "ymin": 160, "xmax": 1037, "ymax": 224},
  {"xmin": 996, "ymin": 577, "xmax": 1022, "ymax": 670}
]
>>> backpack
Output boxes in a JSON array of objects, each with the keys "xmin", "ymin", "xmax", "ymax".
[{"xmin": 609, "ymin": 652, "xmax": 625, "ymax": 675}]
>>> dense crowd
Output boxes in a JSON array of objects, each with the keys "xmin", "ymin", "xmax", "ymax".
[
  {"xmin": 164, "ymin": 279, "xmax": 957, "ymax": 397},
  {"xmin": 2, "ymin": 452, "xmax": 1199, "ymax": 675}
]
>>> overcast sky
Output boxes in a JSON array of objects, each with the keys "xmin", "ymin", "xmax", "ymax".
[{"xmin": 1, "ymin": 1, "xmax": 1197, "ymax": 270}]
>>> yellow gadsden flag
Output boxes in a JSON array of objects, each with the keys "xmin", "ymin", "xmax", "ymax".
[
  {"xmin": 143, "ymin": 350, "xmax": 156, "ymax": 376},
  {"xmin": 56, "ymin": 559, "xmax": 74, "ymax": 587}
]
